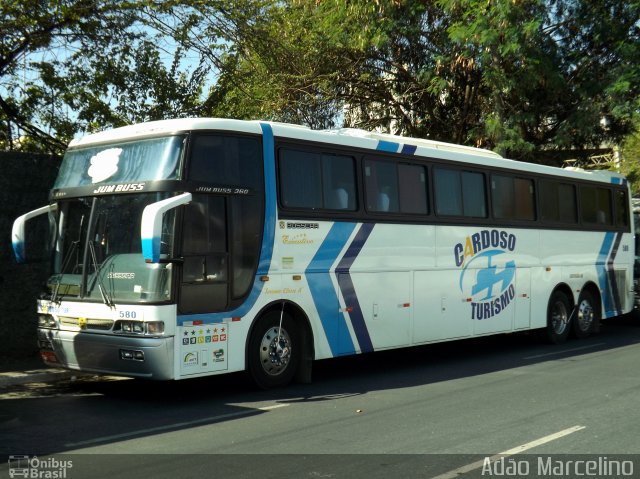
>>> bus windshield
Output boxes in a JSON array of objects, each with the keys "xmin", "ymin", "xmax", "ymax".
[
  {"xmin": 50, "ymin": 193, "xmax": 178, "ymax": 304},
  {"xmin": 54, "ymin": 135, "xmax": 184, "ymax": 189}
]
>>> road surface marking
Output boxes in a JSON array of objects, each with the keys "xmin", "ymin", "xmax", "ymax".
[
  {"xmin": 257, "ymin": 403, "xmax": 289, "ymax": 411},
  {"xmin": 430, "ymin": 425, "xmax": 586, "ymax": 479}
]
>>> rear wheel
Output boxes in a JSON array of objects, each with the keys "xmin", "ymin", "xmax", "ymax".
[
  {"xmin": 572, "ymin": 290, "xmax": 598, "ymax": 339},
  {"xmin": 546, "ymin": 290, "xmax": 571, "ymax": 344},
  {"xmin": 247, "ymin": 311, "xmax": 299, "ymax": 389}
]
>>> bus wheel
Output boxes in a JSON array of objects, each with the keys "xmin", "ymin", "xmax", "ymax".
[
  {"xmin": 248, "ymin": 311, "xmax": 299, "ymax": 389},
  {"xmin": 546, "ymin": 290, "xmax": 571, "ymax": 344},
  {"xmin": 572, "ymin": 291, "xmax": 598, "ymax": 339}
]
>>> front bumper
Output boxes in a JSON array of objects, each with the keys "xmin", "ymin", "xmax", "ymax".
[{"xmin": 38, "ymin": 328, "xmax": 175, "ymax": 380}]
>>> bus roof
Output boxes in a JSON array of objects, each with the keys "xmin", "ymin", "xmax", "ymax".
[{"xmin": 69, "ymin": 118, "xmax": 626, "ymax": 186}]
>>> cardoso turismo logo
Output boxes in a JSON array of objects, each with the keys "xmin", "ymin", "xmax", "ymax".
[{"xmin": 454, "ymin": 230, "xmax": 517, "ymax": 320}]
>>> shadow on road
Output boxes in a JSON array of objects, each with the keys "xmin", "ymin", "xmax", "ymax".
[{"xmin": 1, "ymin": 315, "xmax": 638, "ymax": 457}]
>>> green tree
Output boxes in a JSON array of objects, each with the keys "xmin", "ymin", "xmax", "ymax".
[
  {"xmin": 441, "ymin": 0, "xmax": 640, "ymax": 158},
  {"xmin": 197, "ymin": 0, "xmax": 639, "ymax": 160},
  {"xmin": 0, "ymin": 0, "xmax": 208, "ymax": 154},
  {"xmin": 620, "ymin": 128, "xmax": 640, "ymax": 195},
  {"xmin": 153, "ymin": 0, "xmax": 347, "ymax": 128},
  {"xmin": 2, "ymin": 0, "xmax": 638, "ymax": 160}
]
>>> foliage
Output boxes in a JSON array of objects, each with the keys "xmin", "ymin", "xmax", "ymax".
[
  {"xmin": 0, "ymin": 0, "xmax": 208, "ymax": 154},
  {"xmin": 198, "ymin": 0, "xmax": 639, "ymax": 160},
  {"xmin": 620, "ymin": 126, "xmax": 640, "ymax": 195},
  {"xmin": 1, "ymin": 0, "xmax": 638, "ymax": 160},
  {"xmin": 153, "ymin": 0, "xmax": 347, "ymax": 128}
]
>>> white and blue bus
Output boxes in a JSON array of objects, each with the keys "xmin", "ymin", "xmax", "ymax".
[{"xmin": 12, "ymin": 119, "xmax": 634, "ymax": 388}]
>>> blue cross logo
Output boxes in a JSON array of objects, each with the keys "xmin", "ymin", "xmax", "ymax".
[{"xmin": 460, "ymin": 250, "xmax": 515, "ymax": 300}]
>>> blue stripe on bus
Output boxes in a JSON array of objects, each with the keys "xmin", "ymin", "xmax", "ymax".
[
  {"xmin": 257, "ymin": 123, "xmax": 277, "ymax": 275},
  {"xmin": 141, "ymin": 237, "xmax": 161, "ymax": 263},
  {"xmin": 306, "ymin": 222, "xmax": 357, "ymax": 356},
  {"xmin": 607, "ymin": 232, "xmax": 623, "ymax": 315},
  {"xmin": 12, "ymin": 240, "xmax": 25, "ymax": 264},
  {"xmin": 401, "ymin": 144, "xmax": 417, "ymax": 155},
  {"xmin": 336, "ymin": 223, "xmax": 375, "ymax": 353},
  {"xmin": 377, "ymin": 140, "xmax": 418, "ymax": 155},
  {"xmin": 607, "ymin": 177, "xmax": 626, "ymax": 314},
  {"xmin": 177, "ymin": 122, "xmax": 276, "ymax": 325},
  {"xmin": 611, "ymin": 176, "xmax": 629, "ymax": 186},
  {"xmin": 376, "ymin": 140, "xmax": 399, "ymax": 153},
  {"xmin": 596, "ymin": 232, "xmax": 615, "ymax": 317}
]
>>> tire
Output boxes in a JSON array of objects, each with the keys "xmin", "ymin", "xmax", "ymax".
[
  {"xmin": 546, "ymin": 290, "xmax": 571, "ymax": 344},
  {"xmin": 572, "ymin": 290, "xmax": 599, "ymax": 339},
  {"xmin": 247, "ymin": 310, "xmax": 299, "ymax": 389}
]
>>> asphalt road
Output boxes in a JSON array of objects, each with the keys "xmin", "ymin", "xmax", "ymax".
[{"xmin": 2, "ymin": 315, "xmax": 640, "ymax": 478}]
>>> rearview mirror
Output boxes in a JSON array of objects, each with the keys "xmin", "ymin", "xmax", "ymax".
[
  {"xmin": 140, "ymin": 193, "xmax": 192, "ymax": 263},
  {"xmin": 12, "ymin": 204, "xmax": 57, "ymax": 263}
]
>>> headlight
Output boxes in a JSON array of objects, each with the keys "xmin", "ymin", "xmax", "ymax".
[
  {"xmin": 115, "ymin": 320, "xmax": 164, "ymax": 336},
  {"xmin": 38, "ymin": 314, "xmax": 57, "ymax": 329},
  {"xmin": 146, "ymin": 321, "xmax": 164, "ymax": 335}
]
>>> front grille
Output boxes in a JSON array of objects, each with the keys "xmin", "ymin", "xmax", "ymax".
[{"xmin": 58, "ymin": 316, "xmax": 114, "ymax": 331}]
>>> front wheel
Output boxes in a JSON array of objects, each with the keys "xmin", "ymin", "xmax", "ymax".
[
  {"xmin": 247, "ymin": 311, "xmax": 299, "ymax": 389},
  {"xmin": 572, "ymin": 290, "xmax": 599, "ymax": 339},
  {"xmin": 546, "ymin": 290, "xmax": 572, "ymax": 344}
]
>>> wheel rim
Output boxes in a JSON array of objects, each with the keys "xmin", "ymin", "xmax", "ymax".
[
  {"xmin": 551, "ymin": 299, "xmax": 569, "ymax": 335},
  {"xmin": 576, "ymin": 298, "xmax": 594, "ymax": 332},
  {"xmin": 259, "ymin": 326, "xmax": 292, "ymax": 377}
]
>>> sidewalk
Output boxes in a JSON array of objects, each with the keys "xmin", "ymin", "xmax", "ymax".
[{"xmin": 0, "ymin": 356, "xmax": 81, "ymax": 388}]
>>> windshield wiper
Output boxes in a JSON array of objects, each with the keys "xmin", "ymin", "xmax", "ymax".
[
  {"xmin": 51, "ymin": 213, "xmax": 85, "ymax": 304},
  {"xmin": 51, "ymin": 240, "xmax": 80, "ymax": 304},
  {"xmin": 88, "ymin": 240, "xmax": 115, "ymax": 308}
]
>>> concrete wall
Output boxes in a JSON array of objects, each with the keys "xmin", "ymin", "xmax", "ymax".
[{"xmin": 0, "ymin": 152, "xmax": 60, "ymax": 360}]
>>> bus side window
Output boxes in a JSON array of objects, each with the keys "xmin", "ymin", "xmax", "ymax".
[
  {"xmin": 581, "ymin": 186, "xmax": 612, "ymax": 226},
  {"xmin": 434, "ymin": 167, "xmax": 485, "ymax": 218},
  {"xmin": 398, "ymin": 163, "xmax": 428, "ymax": 215},
  {"xmin": 279, "ymin": 149, "xmax": 322, "ymax": 209},
  {"xmin": 597, "ymin": 187, "xmax": 612, "ymax": 225},
  {"xmin": 491, "ymin": 175, "xmax": 534, "ymax": 221},
  {"xmin": 188, "ymin": 135, "xmax": 262, "ymax": 191},
  {"xmin": 279, "ymin": 148, "xmax": 357, "ymax": 211},
  {"xmin": 434, "ymin": 167, "xmax": 462, "ymax": 216},
  {"xmin": 558, "ymin": 183, "xmax": 578, "ymax": 223},
  {"xmin": 615, "ymin": 190, "xmax": 629, "ymax": 228},
  {"xmin": 365, "ymin": 159, "xmax": 399, "ymax": 213},
  {"xmin": 322, "ymin": 153, "xmax": 357, "ymax": 211},
  {"xmin": 540, "ymin": 181, "xmax": 578, "ymax": 224},
  {"xmin": 461, "ymin": 171, "xmax": 486, "ymax": 217}
]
